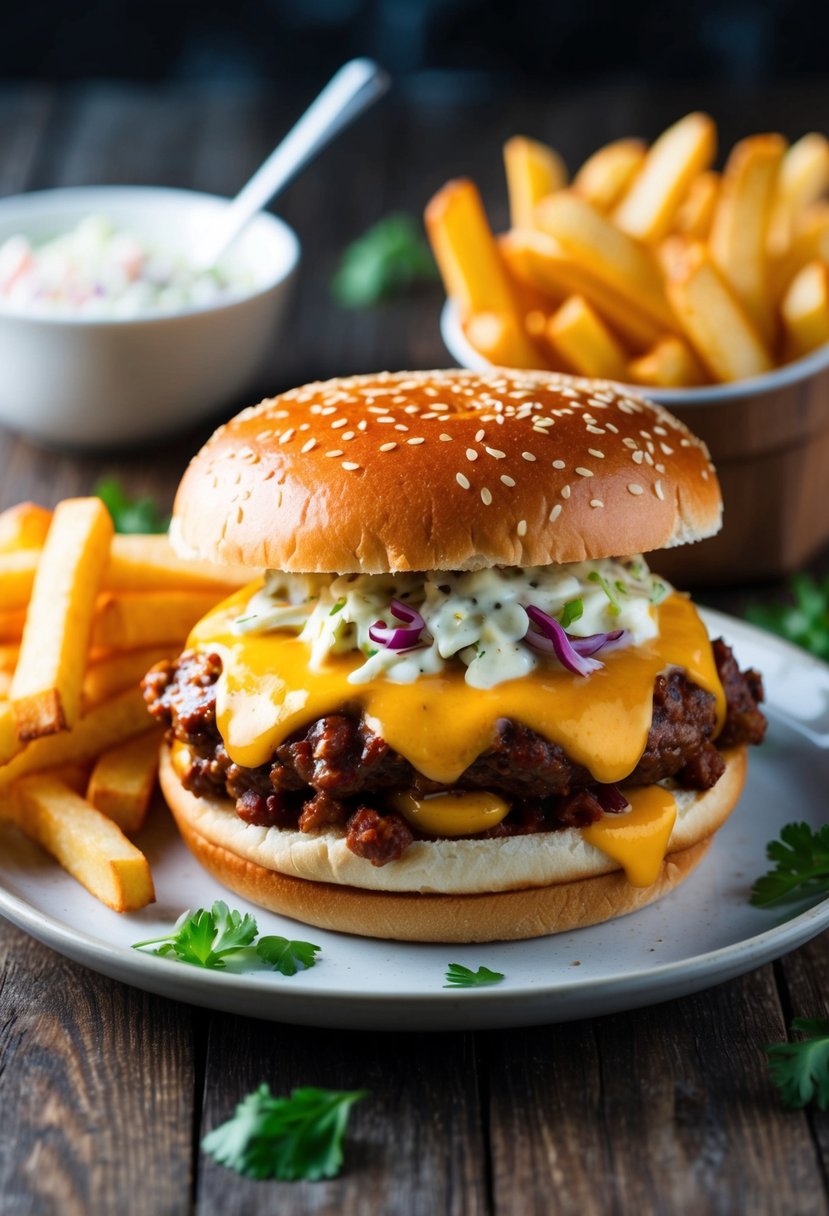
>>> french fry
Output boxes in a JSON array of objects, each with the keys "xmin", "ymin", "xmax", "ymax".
[
  {"xmin": 771, "ymin": 203, "xmax": 829, "ymax": 298},
  {"xmin": 0, "ymin": 674, "xmax": 11, "ymax": 698},
  {"xmin": 573, "ymin": 139, "xmax": 646, "ymax": 212},
  {"xmin": 86, "ymin": 730, "xmax": 162, "ymax": 834},
  {"xmin": 628, "ymin": 336, "xmax": 708, "ymax": 388},
  {"xmin": 42, "ymin": 763, "xmax": 91, "ymax": 796},
  {"xmin": 461, "ymin": 311, "xmax": 549, "ymax": 369},
  {"xmin": 503, "ymin": 135, "xmax": 568, "ymax": 230},
  {"xmin": 768, "ymin": 133, "xmax": 829, "ymax": 254},
  {"xmin": 673, "ymin": 171, "xmax": 720, "ymax": 239},
  {"xmin": 0, "ymin": 610, "xmax": 25, "ymax": 641},
  {"xmin": 12, "ymin": 774, "xmax": 154, "ymax": 912},
  {"xmin": 709, "ymin": 134, "xmax": 786, "ymax": 345},
  {"xmin": 92, "ymin": 590, "xmax": 223, "ymax": 651},
  {"xmin": 613, "ymin": 112, "xmax": 717, "ymax": 243},
  {"xmin": 0, "ymin": 502, "xmax": 52, "ymax": 553},
  {"xmin": 83, "ymin": 645, "xmax": 173, "ymax": 709},
  {"xmin": 534, "ymin": 191, "xmax": 676, "ymax": 329},
  {"xmin": 665, "ymin": 243, "xmax": 773, "ymax": 382},
  {"xmin": 0, "ymin": 701, "xmax": 21, "ymax": 765},
  {"xmin": 781, "ymin": 261, "xmax": 829, "ymax": 361},
  {"xmin": 0, "ymin": 549, "xmax": 39, "ymax": 610},
  {"xmin": 0, "ymin": 687, "xmax": 150, "ymax": 793},
  {"xmin": 544, "ymin": 295, "xmax": 628, "ymax": 380},
  {"xmin": 0, "ymin": 644, "xmax": 18, "ymax": 672},
  {"xmin": 500, "ymin": 230, "xmax": 663, "ymax": 351},
  {"xmin": 107, "ymin": 534, "xmax": 253, "ymax": 593},
  {"xmin": 10, "ymin": 498, "xmax": 113, "ymax": 740}
]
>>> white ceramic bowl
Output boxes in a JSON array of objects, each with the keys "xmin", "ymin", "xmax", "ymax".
[{"xmin": 0, "ymin": 186, "xmax": 300, "ymax": 448}]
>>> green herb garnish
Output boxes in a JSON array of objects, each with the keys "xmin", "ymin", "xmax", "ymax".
[
  {"xmin": 444, "ymin": 963, "xmax": 505, "ymax": 988},
  {"xmin": 750, "ymin": 823, "xmax": 829, "ymax": 908},
  {"xmin": 746, "ymin": 574, "xmax": 829, "ymax": 661},
  {"xmin": 558, "ymin": 598, "xmax": 584, "ymax": 629},
  {"xmin": 765, "ymin": 1019, "xmax": 829, "ymax": 1110},
  {"xmin": 202, "ymin": 1084, "xmax": 367, "ymax": 1181},
  {"xmin": 649, "ymin": 578, "xmax": 668, "ymax": 604},
  {"xmin": 133, "ymin": 900, "xmax": 320, "ymax": 973},
  {"xmin": 95, "ymin": 476, "xmax": 169, "ymax": 534},
  {"xmin": 329, "ymin": 598, "xmax": 346, "ymax": 616},
  {"xmin": 332, "ymin": 214, "xmax": 438, "ymax": 308},
  {"xmin": 587, "ymin": 570, "xmax": 621, "ymax": 616}
]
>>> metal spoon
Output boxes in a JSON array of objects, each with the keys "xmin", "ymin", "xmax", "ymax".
[{"xmin": 195, "ymin": 58, "xmax": 389, "ymax": 268}]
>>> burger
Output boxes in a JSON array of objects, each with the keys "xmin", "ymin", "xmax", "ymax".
[{"xmin": 143, "ymin": 369, "xmax": 766, "ymax": 942}]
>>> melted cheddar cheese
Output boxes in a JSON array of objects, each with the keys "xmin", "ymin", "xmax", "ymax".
[{"xmin": 582, "ymin": 786, "xmax": 678, "ymax": 886}]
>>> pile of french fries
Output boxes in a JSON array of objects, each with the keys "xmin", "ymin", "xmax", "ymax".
[
  {"xmin": 425, "ymin": 113, "xmax": 829, "ymax": 387},
  {"xmin": 0, "ymin": 499, "xmax": 250, "ymax": 912}
]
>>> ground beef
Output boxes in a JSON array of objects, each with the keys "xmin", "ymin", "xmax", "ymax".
[{"xmin": 143, "ymin": 639, "xmax": 766, "ymax": 866}]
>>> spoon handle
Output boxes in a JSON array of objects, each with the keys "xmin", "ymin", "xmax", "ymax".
[{"xmin": 200, "ymin": 58, "xmax": 389, "ymax": 266}]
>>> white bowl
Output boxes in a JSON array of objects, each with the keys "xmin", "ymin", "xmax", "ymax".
[{"xmin": 0, "ymin": 186, "xmax": 300, "ymax": 448}]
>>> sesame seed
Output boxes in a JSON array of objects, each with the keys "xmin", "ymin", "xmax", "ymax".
[
  {"xmin": 549, "ymin": 504, "xmax": 562, "ymax": 522},
  {"xmin": 586, "ymin": 425, "xmax": 606, "ymax": 435},
  {"xmin": 644, "ymin": 452, "xmax": 654, "ymax": 466},
  {"xmin": 654, "ymin": 480, "xmax": 665, "ymax": 500},
  {"xmin": 379, "ymin": 442, "xmax": 397, "ymax": 452},
  {"xmin": 655, "ymin": 462, "xmax": 666, "ymax": 474},
  {"xmin": 561, "ymin": 485, "xmax": 571, "ymax": 499},
  {"xmin": 320, "ymin": 406, "xmax": 337, "ymax": 416},
  {"xmin": 475, "ymin": 428, "xmax": 485, "ymax": 441},
  {"xmin": 485, "ymin": 447, "xmax": 506, "ymax": 459},
  {"xmin": 623, "ymin": 437, "xmax": 638, "ymax": 449},
  {"xmin": 395, "ymin": 424, "xmax": 409, "ymax": 432},
  {"xmin": 552, "ymin": 459, "xmax": 566, "ymax": 469},
  {"xmin": 331, "ymin": 418, "xmax": 347, "ymax": 429},
  {"xmin": 632, "ymin": 450, "xmax": 645, "ymax": 464},
  {"xmin": 341, "ymin": 431, "xmax": 355, "ymax": 441},
  {"xmin": 501, "ymin": 474, "xmax": 516, "ymax": 487},
  {"xmin": 588, "ymin": 449, "xmax": 605, "ymax": 459},
  {"xmin": 701, "ymin": 470, "xmax": 709, "ymax": 480},
  {"xmin": 517, "ymin": 519, "xmax": 527, "ymax": 537},
  {"xmin": 342, "ymin": 462, "xmax": 360, "ymax": 471},
  {"xmin": 325, "ymin": 449, "xmax": 344, "ymax": 458},
  {"xmin": 575, "ymin": 467, "xmax": 594, "ymax": 478},
  {"xmin": 301, "ymin": 438, "xmax": 317, "ymax": 453},
  {"xmin": 439, "ymin": 433, "xmax": 453, "ymax": 442},
  {"xmin": 466, "ymin": 448, "xmax": 478, "ymax": 462},
  {"xmin": 408, "ymin": 437, "xmax": 425, "ymax": 445},
  {"xmin": 278, "ymin": 428, "xmax": 295, "ymax": 445},
  {"xmin": 606, "ymin": 423, "xmax": 619, "ymax": 434},
  {"xmin": 627, "ymin": 483, "xmax": 644, "ymax": 495},
  {"xmin": 456, "ymin": 472, "xmax": 471, "ymax": 490},
  {"xmin": 590, "ymin": 499, "xmax": 604, "ymax": 509},
  {"xmin": 481, "ymin": 487, "xmax": 493, "ymax": 506},
  {"xmin": 660, "ymin": 443, "xmax": 674, "ymax": 455},
  {"xmin": 522, "ymin": 451, "xmax": 537, "ymax": 462}
]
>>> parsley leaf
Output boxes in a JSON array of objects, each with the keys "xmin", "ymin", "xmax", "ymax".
[
  {"xmin": 95, "ymin": 476, "xmax": 169, "ymax": 534},
  {"xmin": 132, "ymin": 901, "xmax": 320, "ymax": 974},
  {"xmin": 765, "ymin": 1018, "xmax": 829, "ymax": 1110},
  {"xmin": 332, "ymin": 214, "xmax": 438, "ymax": 308},
  {"xmin": 444, "ymin": 963, "xmax": 505, "ymax": 988},
  {"xmin": 587, "ymin": 570, "xmax": 621, "ymax": 616},
  {"xmin": 256, "ymin": 936, "xmax": 321, "ymax": 976},
  {"xmin": 202, "ymin": 1084, "xmax": 367, "ymax": 1181},
  {"xmin": 746, "ymin": 574, "xmax": 829, "ymax": 662},
  {"xmin": 750, "ymin": 823, "xmax": 829, "ymax": 908},
  {"xmin": 558, "ymin": 598, "xmax": 584, "ymax": 629}
]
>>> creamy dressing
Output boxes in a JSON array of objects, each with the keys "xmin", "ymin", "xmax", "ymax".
[{"xmin": 232, "ymin": 558, "xmax": 671, "ymax": 690}]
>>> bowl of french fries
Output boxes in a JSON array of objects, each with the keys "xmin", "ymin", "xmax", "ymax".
[
  {"xmin": 0, "ymin": 498, "xmax": 253, "ymax": 913},
  {"xmin": 427, "ymin": 114, "xmax": 829, "ymax": 582}
]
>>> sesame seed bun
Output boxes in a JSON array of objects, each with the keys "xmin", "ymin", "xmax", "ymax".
[
  {"xmin": 171, "ymin": 370, "xmax": 722, "ymax": 574},
  {"xmin": 159, "ymin": 744, "xmax": 746, "ymax": 943}
]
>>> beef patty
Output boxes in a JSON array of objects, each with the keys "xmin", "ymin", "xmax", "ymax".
[{"xmin": 143, "ymin": 639, "xmax": 766, "ymax": 866}]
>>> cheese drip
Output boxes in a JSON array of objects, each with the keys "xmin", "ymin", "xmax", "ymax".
[
  {"xmin": 190, "ymin": 589, "xmax": 725, "ymax": 787},
  {"xmin": 582, "ymin": 786, "xmax": 677, "ymax": 886}
]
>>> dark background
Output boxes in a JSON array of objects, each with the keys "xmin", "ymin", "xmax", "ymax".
[{"xmin": 6, "ymin": 0, "xmax": 828, "ymax": 88}]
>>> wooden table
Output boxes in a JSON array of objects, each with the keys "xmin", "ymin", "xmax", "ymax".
[{"xmin": 0, "ymin": 80, "xmax": 828, "ymax": 1214}]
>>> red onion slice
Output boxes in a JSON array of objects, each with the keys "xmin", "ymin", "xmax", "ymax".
[
  {"xmin": 523, "ymin": 607, "xmax": 631, "ymax": 676},
  {"xmin": 594, "ymin": 783, "xmax": 631, "ymax": 813},
  {"xmin": 569, "ymin": 629, "xmax": 629, "ymax": 657},
  {"xmin": 368, "ymin": 599, "xmax": 426, "ymax": 651}
]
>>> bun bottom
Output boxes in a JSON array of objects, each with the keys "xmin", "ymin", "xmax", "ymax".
[{"xmin": 160, "ymin": 745, "xmax": 747, "ymax": 942}]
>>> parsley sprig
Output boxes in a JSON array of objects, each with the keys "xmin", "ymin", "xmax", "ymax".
[
  {"xmin": 746, "ymin": 574, "xmax": 829, "ymax": 661},
  {"xmin": 132, "ymin": 901, "xmax": 320, "ymax": 974},
  {"xmin": 750, "ymin": 823, "xmax": 829, "ymax": 908},
  {"xmin": 765, "ymin": 1019, "xmax": 829, "ymax": 1110},
  {"xmin": 444, "ymin": 963, "xmax": 505, "ymax": 988},
  {"xmin": 95, "ymin": 476, "xmax": 169, "ymax": 534},
  {"xmin": 202, "ymin": 1084, "xmax": 367, "ymax": 1180},
  {"xmin": 332, "ymin": 214, "xmax": 438, "ymax": 308}
]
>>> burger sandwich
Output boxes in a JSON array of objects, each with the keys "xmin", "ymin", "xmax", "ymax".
[{"xmin": 144, "ymin": 370, "xmax": 766, "ymax": 942}]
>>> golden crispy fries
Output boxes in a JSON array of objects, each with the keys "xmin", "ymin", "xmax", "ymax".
[
  {"xmin": 673, "ymin": 171, "xmax": 720, "ymax": 239},
  {"xmin": 573, "ymin": 139, "xmax": 646, "ymax": 212},
  {"xmin": 771, "ymin": 203, "xmax": 829, "ymax": 298},
  {"xmin": 10, "ymin": 498, "xmax": 113, "ymax": 740},
  {"xmin": 107, "ymin": 534, "xmax": 252, "ymax": 593},
  {"xmin": 503, "ymin": 135, "xmax": 568, "ymax": 229},
  {"xmin": 500, "ymin": 230, "xmax": 663, "ymax": 351},
  {"xmin": 0, "ymin": 687, "xmax": 149, "ymax": 794},
  {"xmin": 12, "ymin": 774, "xmax": 154, "ymax": 912},
  {"xmin": 83, "ymin": 645, "xmax": 173, "ymax": 709},
  {"xmin": 0, "ymin": 502, "xmax": 52, "ymax": 553},
  {"xmin": 92, "ymin": 590, "xmax": 224, "ymax": 651},
  {"xmin": 709, "ymin": 135, "xmax": 786, "ymax": 345},
  {"xmin": 42, "ymin": 763, "xmax": 91, "ymax": 796},
  {"xmin": 544, "ymin": 295, "xmax": 628, "ymax": 379},
  {"xmin": 0, "ymin": 674, "xmax": 10, "ymax": 698},
  {"xmin": 628, "ymin": 336, "xmax": 708, "ymax": 388},
  {"xmin": 613, "ymin": 113, "xmax": 717, "ymax": 243},
  {"xmin": 462, "ymin": 311, "xmax": 550, "ymax": 370},
  {"xmin": 769, "ymin": 133, "xmax": 829, "ymax": 254},
  {"xmin": 0, "ymin": 549, "xmax": 39, "ymax": 610},
  {"xmin": 87, "ymin": 729, "xmax": 162, "ymax": 834},
  {"xmin": 781, "ymin": 261, "xmax": 829, "ymax": 360},
  {"xmin": 0, "ymin": 701, "xmax": 21, "ymax": 764},
  {"xmin": 535, "ymin": 191, "xmax": 676, "ymax": 329},
  {"xmin": 665, "ymin": 243, "xmax": 773, "ymax": 382},
  {"xmin": 0, "ymin": 610, "xmax": 25, "ymax": 641},
  {"xmin": 0, "ymin": 644, "xmax": 18, "ymax": 672}
]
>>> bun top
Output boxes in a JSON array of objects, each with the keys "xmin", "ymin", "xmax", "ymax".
[{"xmin": 172, "ymin": 370, "xmax": 722, "ymax": 573}]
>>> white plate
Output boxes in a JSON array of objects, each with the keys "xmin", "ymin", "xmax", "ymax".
[{"xmin": 1, "ymin": 608, "xmax": 827, "ymax": 1031}]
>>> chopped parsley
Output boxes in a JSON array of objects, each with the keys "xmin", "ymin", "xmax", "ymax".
[
  {"xmin": 444, "ymin": 963, "xmax": 505, "ymax": 988},
  {"xmin": 750, "ymin": 823, "xmax": 829, "ymax": 908},
  {"xmin": 765, "ymin": 1019, "xmax": 829, "ymax": 1110},
  {"xmin": 94, "ymin": 476, "xmax": 169, "ymax": 534},
  {"xmin": 558, "ymin": 598, "xmax": 584, "ymax": 629},
  {"xmin": 332, "ymin": 214, "xmax": 438, "ymax": 308},
  {"xmin": 746, "ymin": 574, "xmax": 829, "ymax": 662},
  {"xmin": 587, "ymin": 570, "xmax": 621, "ymax": 616}
]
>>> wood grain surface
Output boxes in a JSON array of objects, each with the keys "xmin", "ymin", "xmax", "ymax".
[{"xmin": 0, "ymin": 80, "xmax": 827, "ymax": 1215}]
